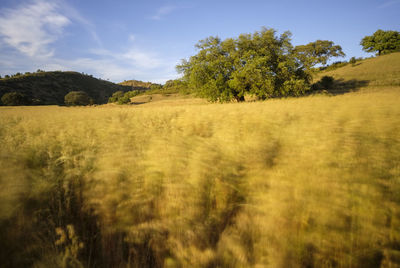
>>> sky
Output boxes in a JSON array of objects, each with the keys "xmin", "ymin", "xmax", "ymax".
[{"xmin": 0, "ymin": 0, "xmax": 399, "ymax": 84}]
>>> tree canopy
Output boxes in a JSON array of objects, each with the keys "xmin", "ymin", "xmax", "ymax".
[
  {"xmin": 360, "ymin": 30, "xmax": 400, "ymax": 56},
  {"xmin": 294, "ymin": 40, "xmax": 345, "ymax": 70},
  {"xmin": 64, "ymin": 91, "xmax": 92, "ymax": 106},
  {"xmin": 177, "ymin": 28, "xmax": 344, "ymax": 102}
]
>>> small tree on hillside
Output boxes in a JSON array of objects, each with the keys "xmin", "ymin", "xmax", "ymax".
[
  {"xmin": 64, "ymin": 91, "xmax": 92, "ymax": 106},
  {"xmin": 1, "ymin": 92, "xmax": 31, "ymax": 106},
  {"xmin": 349, "ymin": 57, "xmax": 357, "ymax": 66},
  {"xmin": 361, "ymin": 30, "xmax": 400, "ymax": 56}
]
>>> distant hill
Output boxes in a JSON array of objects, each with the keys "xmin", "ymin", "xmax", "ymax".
[
  {"xmin": 0, "ymin": 71, "xmax": 130, "ymax": 105},
  {"xmin": 119, "ymin": 79, "xmax": 157, "ymax": 90},
  {"xmin": 314, "ymin": 52, "xmax": 400, "ymax": 88}
]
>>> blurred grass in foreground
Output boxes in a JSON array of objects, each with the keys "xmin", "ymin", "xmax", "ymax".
[{"xmin": 0, "ymin": 87, "xmax": 399, "ymax": 267}]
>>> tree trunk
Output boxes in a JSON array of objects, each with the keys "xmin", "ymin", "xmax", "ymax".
[{"xmin": 235, "ymin": 95, "xmax": 245, "ymax": 102}]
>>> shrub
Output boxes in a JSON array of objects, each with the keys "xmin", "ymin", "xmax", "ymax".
[
  {"xmin": 117, "ymin": 95, "xmax": 131, "ymax": 104},
  {"xmin": 108, "ymin": 90, "xmax": 141, "ymax": 104},
  {"xmin": 108, "ymin": 91, "xmax": 124, "ymax": 103},
  {"xmin": 124, "ymin": 90, "xmax": 141, "ymax": 99},
  {"xmin": 64, "ymin": 91, "xmax": 92, "ymax": 106},
  {"xmin": 1, "ymin": 92, "xmax": 31, "ymax": 106},
  {"xmin": 350, "ymin": 57, "xmax": 357, "ymax": 65}
]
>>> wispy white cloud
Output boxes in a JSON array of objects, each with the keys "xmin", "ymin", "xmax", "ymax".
[
  {"xmin": 55, "ymin": 55, "xmax": 177, "ymax": 83},
  {"xmin": 122, "ymin": 49, "xmax": 163, "ymax": 69},
  {"xmin": 378, "ymin": 0, "xmax": 400, "ymax": 8},
  {"xmin": 150, "ymin": 5, "xmax": 176, "ymax": 20},
  {"xmin": 86, "ymin": 46, "xmax": 176, "ymax": 82},
  {"xmin": 90, "ymin": 46, "xmax": 164, "ymax": 69},
  {"xmin": 0, "ymin": 0, "xmax": 70, "ymax": 58},
  {"xmin": 128, "ymin": 34, "xmax": 136, "ymax": 42},
  {"xmin": 0, "ymin": 0, "xmax": 102, "ymax": 57},
  {"xmin": 0, "ymin": 0, "xmax": 179, "ymax": 83}
]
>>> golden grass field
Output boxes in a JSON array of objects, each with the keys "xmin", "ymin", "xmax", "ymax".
[{"xmin": 0, "ymin": 54, "xmax": 400, "ymax": 267}]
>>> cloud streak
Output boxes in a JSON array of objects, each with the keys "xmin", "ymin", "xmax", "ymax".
[
  {"xmin": 150, "ymin": 5, "xmax": 176, "ymax": 20},
  {"xmin": 0, "ymin": 0, "xmax": 70, "ymax": 58},
  {"xmin": 87, "ymin": 47, "xmax": 177, "ymax": 83},
  {"xmin": 378, "ymin": 0, "xmax": 400, "ymax": 8}
]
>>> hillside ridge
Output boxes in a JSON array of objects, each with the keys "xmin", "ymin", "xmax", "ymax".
[{"xmin": 0, "ymin": 71, "xmax": 131, "ymax": 105}]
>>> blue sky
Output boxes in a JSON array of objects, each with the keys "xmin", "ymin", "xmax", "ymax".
[{"xmin": 0, "ymin": 0, "xmax": 399, "ymax": 83}]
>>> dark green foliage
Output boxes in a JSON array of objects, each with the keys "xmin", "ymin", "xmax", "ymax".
[
  {"xmin": 108, "ymin": 91, "xmax": 124, "ymax": 103},
  {"xmin": 117, "ymin": 95, "xmax": 131, "ymax": 104},
  {"xmin": 64, "ymin": 91, "xmax": 92, "ymax": 106},
  {"xmin": 123, "ymin": 90, "xmax": 141, "ymax": 99},
  {"xmin": 349, "ymin": 57, "xmax": 357, "ymax": 65},
  {"xmin": 1, "ymin": 92, "xmax": 31, "ymax": 106},
  {"xmin": 163, "ymin": 79, "xmax": 189, "ymax": 94},
  {"xmin": 361, "ymin": 29, "xmax": 400, "ymax": 55},
  {"xmin": 177, "ymin": 28, "xmax": 313, "ymax": 102},
  {"xmin": 0, "ymin": 71, "xmax": 130, "ymax": 105}
]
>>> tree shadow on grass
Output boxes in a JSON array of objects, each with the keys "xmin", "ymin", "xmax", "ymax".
[{"xmin": 310, "ymin": 77, "xmax": 370, "ymax": 96}]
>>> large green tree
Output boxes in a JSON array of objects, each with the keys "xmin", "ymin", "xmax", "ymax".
[
  {"xmin": 177, "ymin": 28, "xmax": 311, "ymax": 102},
  {"xmin": 361, "ymin": 29, "xmax": 400, "ymax": 56}
]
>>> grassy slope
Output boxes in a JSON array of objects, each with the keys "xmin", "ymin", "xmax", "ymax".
[
  {"xmin": 0, "ymin": 71, "xmax": 130, "ymax": 105},
  {"xmin": 315, "ymin": 52, "xmax": 400, "ymax": 88}
]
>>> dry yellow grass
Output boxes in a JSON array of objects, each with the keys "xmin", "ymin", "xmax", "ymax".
[
  {"xmin": 0, "ymin": 87, "xmax": 400, "ymax": 267},
  {"xmin": 129, "ymin": 93, "xmax": 207, "ymax": 106}
]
